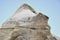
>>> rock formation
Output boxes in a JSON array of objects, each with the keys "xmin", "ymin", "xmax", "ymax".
[{"xmin": 0, "ymin": 3, "xmax": 57, "ymax": 40}]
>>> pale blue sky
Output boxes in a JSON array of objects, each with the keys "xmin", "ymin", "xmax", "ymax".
[{"xmin": 0, "ymin": 0, "xmax": 60, "ymax": 37}]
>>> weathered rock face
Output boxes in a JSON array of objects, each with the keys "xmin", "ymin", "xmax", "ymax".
[{"xmin": 0, "ymin": 3, "xmax": 57, "ymax": 40}]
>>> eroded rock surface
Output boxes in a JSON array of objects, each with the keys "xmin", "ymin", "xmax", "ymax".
[{"xmin": 0, "ymin": 3, "xmax": 57, "ymax": 40}]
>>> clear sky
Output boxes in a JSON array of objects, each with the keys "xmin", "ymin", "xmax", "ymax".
[{"xmin": 0, "ymin": 0, "xmax": 60, "ymax": 37}]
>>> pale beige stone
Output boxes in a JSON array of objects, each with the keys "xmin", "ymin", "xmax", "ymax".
[{"xmin": 0, "ymin": 3, "xmax": 57, "ymax": 40}]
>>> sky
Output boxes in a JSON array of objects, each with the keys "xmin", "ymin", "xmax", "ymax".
[{"xmin": 0, "ymin": 0, "xmax": 60, "ymax": 37}]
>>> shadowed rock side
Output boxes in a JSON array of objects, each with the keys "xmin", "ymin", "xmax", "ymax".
[{"xmin": 0, "ymin": 3, "xmax": 58, "ymax": 40}]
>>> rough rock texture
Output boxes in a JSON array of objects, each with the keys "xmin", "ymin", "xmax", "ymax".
[{"xmin": 0, "ymin": 3, "xmax": 58, "ymax": 40}]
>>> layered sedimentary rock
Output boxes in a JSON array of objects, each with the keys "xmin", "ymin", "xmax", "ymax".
[{"xmin": 0, "ymin": 3, "xmax": 57, "ymax": 40}]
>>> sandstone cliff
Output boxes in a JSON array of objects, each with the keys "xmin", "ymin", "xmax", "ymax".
[{"xmin": 0, "ymin": 3, "xmax": 58, "ymax": 40}]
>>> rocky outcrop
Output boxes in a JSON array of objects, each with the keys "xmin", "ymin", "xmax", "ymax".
[{"xmin": 0, "ymin": 3, "xmax": 57, "ymax": 40}]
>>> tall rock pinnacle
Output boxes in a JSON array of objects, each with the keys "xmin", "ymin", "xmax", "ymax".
[
  {"xmin": 2, "ymin": 3, "xmax": 37, "ymax": 28},
  {"xmin": 0, "ymin": 3, "xmax": 57, "ymax": 40}
]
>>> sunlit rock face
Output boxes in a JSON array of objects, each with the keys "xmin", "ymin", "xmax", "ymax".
[
  {"xmin": 0, "ymin": 3, "xmax": 57, "ymax": 40},
  {"xmin": 2, "ymin": 3, "xmax": 36, "ymax": 28}
]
